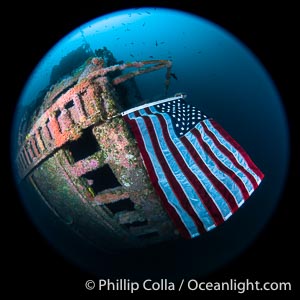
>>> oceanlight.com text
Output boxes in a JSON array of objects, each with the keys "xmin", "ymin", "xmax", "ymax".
[{"xmin": 85, "ymin": 278, "xmax": 292, "ymax": 293}]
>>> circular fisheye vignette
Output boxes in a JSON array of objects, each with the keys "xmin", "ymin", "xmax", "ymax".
[{"xmin": 11, "ymin": 7, "xmax": 289, "ymax": 279}]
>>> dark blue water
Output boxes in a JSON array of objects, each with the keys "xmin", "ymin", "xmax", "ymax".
[{"xmin": 12, "ymin": 8, "xmax": 289, "ymax": 280}]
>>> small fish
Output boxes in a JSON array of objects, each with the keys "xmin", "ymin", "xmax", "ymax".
[
  {"xmin": 145, "ymin": 11, "xmax": 151, "ymax": 15},
  {"xmin": 149, "ymin": 55, "xmax": 154, "ymax": 58},
  {"xmin": 155, "ymin": 40, "xmax": 158, "ymax": 46},
  {"xmin": 130, "ymin": 54, "xmax": 134, "ymax": 57},
  {"xmin": 170, "ymin": 73, "xmax": 178, "ymax": 80},
  {"xmin": 142, "ymin": 22, "xmax": 146, "ymax": 26},
  {"xmin": 130, "ymin": 42, "xmax": 134, "ymax": 45},
  {"xmin": 160, "ymin": 41, "xmax": 165, "ymax": 44},
  {"xmin": 116, "ymin": 37, "xmax": 120, "ymax": 40}
]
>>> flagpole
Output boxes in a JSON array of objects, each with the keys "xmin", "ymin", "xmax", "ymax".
[{"xmin": 107, "ymin": 93, "xmax": 187, "ymax": 120}]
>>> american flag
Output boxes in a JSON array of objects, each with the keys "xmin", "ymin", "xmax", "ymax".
[{"xmin": 123, "ymin": 94, "xmax": 264, "ymax": 239}]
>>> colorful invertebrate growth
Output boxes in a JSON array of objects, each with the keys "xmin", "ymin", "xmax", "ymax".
[{"xmin": 15, "ymin": 51, "xmax": 178, "ymax": 252}]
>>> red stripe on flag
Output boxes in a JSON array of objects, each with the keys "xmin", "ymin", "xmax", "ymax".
[
  {"xmin": 202, "ymin": 121, "xmax": 259, "ymax": 191},
  {"xmin": 181, "ymin": 135, "xmax": 239, "ymax": 213},
  {"xmin": 191, "ymin": 127, "xmax": 250, "ymax": 201},
  {"xmin": 124, "ymin": 114, "xmax": 192, "ymax": 239},
  {"xmin": 210, "ymin": 120, "xmax": 264, "ymax": 181},
  {"xmin": 152, "ymin": 110, "xmax": 224, "ymax": 226},
  {"xmin": 140, "ymin": 111, "xmax": 207, "ymax": 234}
]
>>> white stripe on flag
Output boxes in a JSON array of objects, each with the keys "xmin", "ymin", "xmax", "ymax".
[
  {"xmin": 196, "ymin": 120, "xmax": 255, "ymax": 194},
  {"xmin": 128, "ymin": 112, "xmax": 200, "ymax": 237},
  {"xmin": 184, "ymin": 125, "xmax": 245, "ymax": 207},
  {"xmin": 149, "ymin": 106, "xmax": 233, "ymax": 220},
  {"xmin": 139, "ymin": 109, "xmax": 216, "ymax": 230},
  {"xmin": 205, "ymin": 120, "xmax": 262, "ymax": 185}
]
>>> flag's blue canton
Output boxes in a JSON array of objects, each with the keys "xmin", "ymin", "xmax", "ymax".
[{"xmin": 155, "ymin": 98, "xmax": 209, "ymax": 137}]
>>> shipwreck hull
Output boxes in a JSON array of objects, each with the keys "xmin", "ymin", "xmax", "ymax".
[{"xmin": 16, "ymin": 56, "xmax": 179, "ymax": 251}]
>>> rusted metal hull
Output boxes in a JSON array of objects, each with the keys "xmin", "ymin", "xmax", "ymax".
[{"xmin": 16, "ymin": 56, "xmax": 179, "ymax": 251}]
